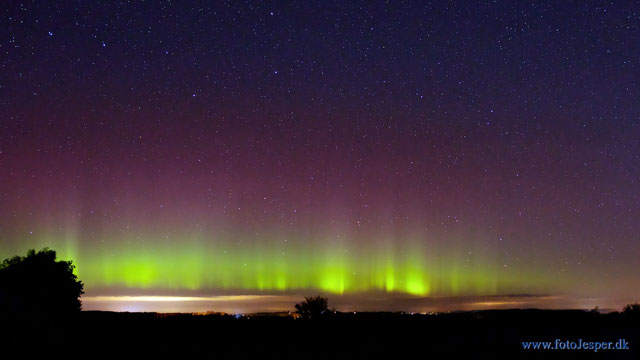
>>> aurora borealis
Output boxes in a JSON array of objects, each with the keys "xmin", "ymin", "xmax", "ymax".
[{"xmin": 2, "ymin": 1, "xmax": 640, "ymax": 312}]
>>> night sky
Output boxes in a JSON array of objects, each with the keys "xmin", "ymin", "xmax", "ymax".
[{"xmin": 1, "ymin": 1, "xmax": 639, "ymax": 312}]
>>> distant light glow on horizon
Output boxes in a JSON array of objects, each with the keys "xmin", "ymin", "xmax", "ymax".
[
  {"xmin": 84, "ymin": 295, "xmax": 286, "ymax": 302},
  {"xmin": 79, "ymin": 294, "xmax": 624, "ymax": 314}
]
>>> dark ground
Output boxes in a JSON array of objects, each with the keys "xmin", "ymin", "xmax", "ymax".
[{"xmin": 2, "ymin": 309, "xmax": 639, "ymax": 359}]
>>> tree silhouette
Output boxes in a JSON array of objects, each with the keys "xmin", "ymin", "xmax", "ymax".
[
  {"xmin": 0, "ymin": 248, "xmax": 84, "ymax": 315},
  {"xmin": 622, "ymin": 302, "xmax": 640, "ymax": 317},
  {"xmin": 294, "ymin": 295, "xmax": 329, "ymax": 319}
]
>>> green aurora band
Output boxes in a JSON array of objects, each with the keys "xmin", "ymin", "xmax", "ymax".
[{"xmin": 0, "ymin": 230, "xmax": 557, "ymax": 297}]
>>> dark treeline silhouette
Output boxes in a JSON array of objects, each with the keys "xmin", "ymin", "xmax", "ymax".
[
  {"xmin": 10, "ymin": 308, "xmax": 632, "ymax": 358},
  {"xmin": 0, "ymin": 248, "xmax": 638, "ymax": 358}
]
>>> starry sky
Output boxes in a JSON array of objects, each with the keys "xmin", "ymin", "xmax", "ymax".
[{"xmin": 1, "ymin": 1, "xmax": 639, "ymax": 312}]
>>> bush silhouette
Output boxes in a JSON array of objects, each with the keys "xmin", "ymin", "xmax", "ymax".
[
  {"xmin": 0, "ymin": 248, "xmax": 84, "ymax": 315},
  {"xmin": 295, "ymin": 295, "xmax": 329, "ymax": 319}
]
